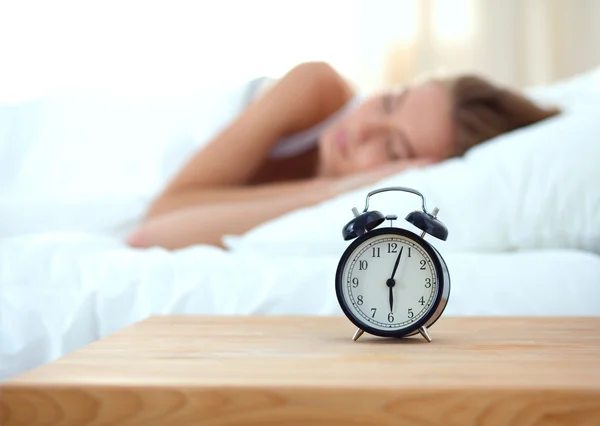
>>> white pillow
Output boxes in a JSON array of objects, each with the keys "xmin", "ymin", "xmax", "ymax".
[{"xmin": 230, "ymin": 97, "xmax": 600, "ymax": 257}]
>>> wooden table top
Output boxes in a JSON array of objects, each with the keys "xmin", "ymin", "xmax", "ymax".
[{"xmin": 2, "ymin": 315, "xmax": 600, "ymax": 426}]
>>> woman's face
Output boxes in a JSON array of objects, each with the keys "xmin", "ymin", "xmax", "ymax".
[{"xmin": 318, "ymin": 80, "xmax": 456, "ymax": 177}]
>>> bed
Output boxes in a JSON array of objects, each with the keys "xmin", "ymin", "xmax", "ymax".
[{"xmin": 1, "ymin": 68, "xmax": 600, "ymax": 381}]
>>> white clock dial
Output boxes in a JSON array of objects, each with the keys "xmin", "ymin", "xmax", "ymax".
[{"xmin": 340, "ymin": 233, "xmax": 438, "ymax": 332}]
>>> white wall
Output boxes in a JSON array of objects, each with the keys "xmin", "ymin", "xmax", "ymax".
[
  {"xmin": 0, "ymin": 0, "xmax": 356, "ymax": 101},
  {"xmin": 1, "ymin": 0, "xmax": 599, "ymax": 102}
]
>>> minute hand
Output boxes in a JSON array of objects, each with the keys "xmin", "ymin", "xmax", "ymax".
[{"xmin": 390, "ymin": 246, "xmax": 404, "ymax": 279}]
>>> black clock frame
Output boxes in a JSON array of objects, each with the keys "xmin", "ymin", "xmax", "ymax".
[{"xmin": 335, "ymin": 227, "xmax": 450, "ymax": 339}]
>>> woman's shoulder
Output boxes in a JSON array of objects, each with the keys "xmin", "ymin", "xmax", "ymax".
[
  {"xmin": 244, "ymin": 62, "xmax": 355, "ymax": 107},
  {"xmin": 241, "ymin": 63, "xmax": 359, "ymax": 160}
]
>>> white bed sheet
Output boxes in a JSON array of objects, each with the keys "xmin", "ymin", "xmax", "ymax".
[{"xmin": 1, "ymin": 231, "xmax": 600, "ymax": 381}]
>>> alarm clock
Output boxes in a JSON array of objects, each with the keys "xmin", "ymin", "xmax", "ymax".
[{"xmin": 335, "ymin": 186, "xmax": 450, "ymax": 342}]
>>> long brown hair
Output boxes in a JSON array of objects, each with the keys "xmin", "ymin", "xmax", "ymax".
[{"xmin": 443, "ymin": 75, "xmax": 560, "ymax": 155}]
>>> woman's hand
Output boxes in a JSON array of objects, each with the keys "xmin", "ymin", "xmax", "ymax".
[{"xmin": 331, "ymin": 157, "xmax": 439, "ymax": 195}]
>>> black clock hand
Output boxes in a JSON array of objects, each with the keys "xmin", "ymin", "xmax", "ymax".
[{"xmin": 386, "ymin": 246, "xmax": 403, "ymax": 312}]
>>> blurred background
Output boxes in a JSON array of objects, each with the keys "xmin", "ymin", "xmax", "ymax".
[{"xmin": 2, "ymin": 0, "xmax": 599, "ymax": 102}]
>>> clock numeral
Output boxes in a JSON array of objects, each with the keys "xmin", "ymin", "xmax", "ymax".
[
  {"xmin": 387, "ymin": 313, "xmax": 394, "ymax": 323},
  {"xmin": 372, "ymin": 247, "xmax": 380, "ymax": 258},
  {"xmin": 371, "ymin": 308, "xmax": 377, "ymax": 318},
  {"xmin": 425, "ymin": 278, "xmax": 432, "ymax": 288},
  {"xmin": 420, "ymin": 260, "xmax": 426, "ymax": 270},
  {"xmin": 359, "ymin": 260, "xmax": 368, "ymax": 270},
  {"xmin": 352, "ymin": 277, "xmax": 359, "ymax": 288},
  {"xmin": 357, "ymin": 295, "xmax": 364, "ymax": 305},
  {"xmin": 387, "ymin": 243, "xmax": 398, "ymax": 253},
  {"xmin": 408, "ymin": 247, "xmax": 412, "ymax": 257},
  {"xmin": 408, "ymin": 308, "xmax": 414, "ymax": 319},
  {"xmin": 419, "ymin": 296, "xmax": 425, "ymax": 306}
]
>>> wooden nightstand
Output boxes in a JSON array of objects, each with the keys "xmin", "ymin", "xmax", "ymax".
[{"xmin": 2, "ymin": 316, "xmax": 600, "ymax": 425}]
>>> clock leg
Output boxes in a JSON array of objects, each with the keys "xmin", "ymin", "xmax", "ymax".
[
  {"xmin": 418, "ymin": 326, "xmax": 432, "ymax": 342},
  {"xmin": 352, "ymin": 328, "xmax": 364, "ymax": 341}
]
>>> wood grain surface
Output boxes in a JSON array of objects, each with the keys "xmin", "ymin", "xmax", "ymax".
[{"xmin": 2, "ymin": 316, "xmax": 600, "ymax": 425}]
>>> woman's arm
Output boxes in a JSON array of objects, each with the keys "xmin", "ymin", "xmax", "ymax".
[
  {"xmin": 144, "ymin": 177, "xmax": 332, "ymax": 218},
  {"xmin": 128, "ymin": 158, "xmax": 437, "ymax": 250},
  {"xmin": 128, "ymin": 178, "xmax": 336, "ymax": 249},
  {"xmin": 146, "ymin": 61, "xmax": 354, "ymax": 219}
]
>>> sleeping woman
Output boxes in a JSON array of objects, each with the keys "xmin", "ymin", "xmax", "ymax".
[{"xmin": 126, "ymin": 61, "xmax": 559, "ymax": 250}]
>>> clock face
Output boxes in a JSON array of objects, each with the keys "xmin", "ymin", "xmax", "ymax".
[{"xmin": 336, "ymin": 228, "xmax": 441, "ymax": 335}]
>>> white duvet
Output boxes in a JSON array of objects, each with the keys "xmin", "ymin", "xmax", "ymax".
[{"xmin": 2, "ymin": 68, "xmax": 600, "ymax": 381}]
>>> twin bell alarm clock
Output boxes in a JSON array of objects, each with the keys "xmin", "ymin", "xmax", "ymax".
[{"xmin": 335, "ymin": 186, "xmax": 450, "ymax": 342}]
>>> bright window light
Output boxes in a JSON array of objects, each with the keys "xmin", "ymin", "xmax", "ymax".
[{"xmin": 432, "ymin": 0, "xmax": 474, "ymax": 42}]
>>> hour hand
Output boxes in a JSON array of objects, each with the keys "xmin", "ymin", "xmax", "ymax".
[{"xmin": 386, "ymin": 278, "xmax": 395, "ymax": 312}]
